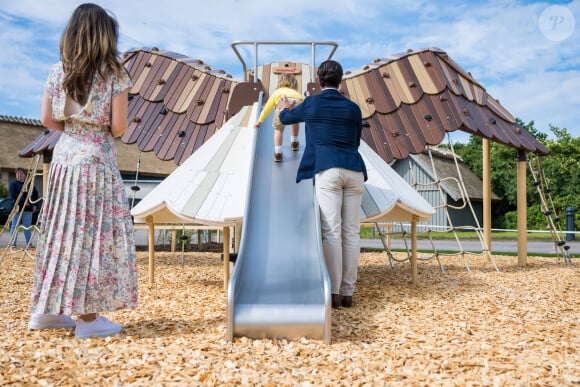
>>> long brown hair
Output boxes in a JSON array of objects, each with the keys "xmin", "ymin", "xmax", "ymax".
[{"xmin": 60, "ymin": 3, "xmax": 125, "ymax": 105}]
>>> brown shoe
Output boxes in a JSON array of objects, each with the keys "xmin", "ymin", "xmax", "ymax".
[
  {"xmin": 331, "ymin": 294, "xmax": 342, "ymax": 309},
  {"xmin": 291, "ymin": 141, "xmax": 299, "ymax": 151},
  {"xmin": 274, "ymin": 152, "xmax": 282, "ymax": 162},
  {"xmin": 341, "ymin": 295, "xmax": 353, "ymax": 308}
]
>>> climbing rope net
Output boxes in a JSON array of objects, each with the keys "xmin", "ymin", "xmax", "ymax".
[
  {"xmin": 527, "ymin": 153, "xmax": 572, "ymax": 265},
  {"xmin": 374, "ymin": 135, "xmax": 574, "ymax": 273},
  {"xmin": 1, "ymin": 155, "xmax": 43, "ymax": 262},
  {"xmin": 374, "ymin": 135, "xmax": 498, "ymax": 274},
  {"xmin": 4, "ymin": 136, "xmax": 572, "ymax": 269}
]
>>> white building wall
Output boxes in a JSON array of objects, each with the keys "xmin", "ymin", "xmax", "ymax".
[{"xmin": 391, "ymin": 158, "xmax": 449, "ymax": 232}]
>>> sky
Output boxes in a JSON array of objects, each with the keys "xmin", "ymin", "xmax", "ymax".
[{"xmin": 0, "ymin": 0, "xmax": 578, "ymax": 143}]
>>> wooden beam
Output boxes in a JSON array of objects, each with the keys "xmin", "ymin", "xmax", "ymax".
[
  {"xmin": 171, "ymin": 229, "xmax": 177, "ymax": 254},
  {"xmin": 483, "ymin": 139, "xmax": 492, "ymax": 250},
  {"xmin": 147, "ymin": 216, "xmax": 155, "ymax": 284},
  {"xmin": 411, "ymin": 216, "xmax": 418, "ymax": 285},
  {"xmin": 517, "ymin": 151, "xmax": 528, "ymax": 265},
  {"xmin": 223, "ymin": 226, "xmax": 230, "ymax": 290}
]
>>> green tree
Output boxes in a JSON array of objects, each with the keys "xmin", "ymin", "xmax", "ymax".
[
  {"xmin": 524, "ymin": 125, "xmax": 580, "ymax": 231},
  {"xmin": 454, "ymin": 120, "xmax": 578, "ymax": 230},
  {"xmin": 454, "ymin": 132, "xmax": 520, "ymax": 226},
  {"xmin": 536, "ymin": 125, "xmax": 580, "ymax": 200}
]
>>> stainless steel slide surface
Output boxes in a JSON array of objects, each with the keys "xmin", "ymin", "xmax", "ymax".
[{"xmin": 227, "ymin": 107, "xmax": 331, "ymax": 343}]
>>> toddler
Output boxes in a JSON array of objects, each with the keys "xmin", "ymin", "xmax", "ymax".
[{"xmin": 254, "ymin": 73, "xmax": 304, "ymax": 162}]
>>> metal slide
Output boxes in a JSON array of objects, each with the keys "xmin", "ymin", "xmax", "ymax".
[{"xmin": 227, "ymin": 105, "xmax": 331, "ymax": 344}]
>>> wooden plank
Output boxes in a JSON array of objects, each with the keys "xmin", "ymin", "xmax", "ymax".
[
  {"xmin": 130, "ymin": 52, "xmax": 156, "ymax": 94},
  {"xmin": 141, "ymin": 56, "xmax": 170, "ymax": 100},
  {"xmin": 164, "ymin": 66, "xmax": 195, "ymax": 110},
  {"xmin": 155, "ymin": 113, "xmax": 189, "ymax": 161},
  {"xmin": 148, "ymin": 60, "xmax": 178, "ymax": 102},
  {"xmin": 408, "ymin": 54, "xmax": 439, "ymax": 95},
  {"xmin": 344, "ymin": 77, "xmax": 373, "ymax": 118},
  {"xmin": 365, "ymin": 69, "xmax": 398, "ymax": 114},
  {"xmin": 389, "ymin": 62, "xmax": 416, "ymax": 104},
  {"xmin": 437, "ymin": 56, "xmax": 463, "ymax": 96},
  {"xmin": 458, "ymin": 74, "xmax": 475, "ymax": 102},
  {"xmin": 173, "ymin": 72, "xmax": 209, "ymax": 114},
  {"xmin": 197, "ymin": 78, "xmax": 224, "ymax": 124}
]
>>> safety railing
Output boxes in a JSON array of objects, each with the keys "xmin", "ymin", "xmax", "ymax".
[{"xmin": 230, "ymin": 40, "xmax": 338, "ymax": 83}]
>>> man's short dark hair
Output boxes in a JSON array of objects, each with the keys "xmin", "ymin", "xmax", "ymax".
[{"xmin": 317, "ymin": 60, "xmax": 343, "ymax": 88}]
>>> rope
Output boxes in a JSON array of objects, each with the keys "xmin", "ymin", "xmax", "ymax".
[
  {"xmin": 527, "ymin": 153, "xmax": 572, "ymax": 265},
  {"xmin": 377, "ymin": 133, "xmax": 498, "ymax": 273},
  {"xmin": 1, "ymin": 155, "xmax": 42, "ymax": 262},
  {"xmin": 129, "ymin": 151, "xmax": 142, "ymax": 208}
]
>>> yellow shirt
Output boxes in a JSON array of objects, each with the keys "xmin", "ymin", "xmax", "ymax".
[{"xmin": 257, "ymin": 87, "xmax": 304, "ymax": 123}]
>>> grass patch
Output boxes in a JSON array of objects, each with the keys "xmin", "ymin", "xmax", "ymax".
[
  {"xmin": 360, "ymin": 227, "xmax": 572, "ymax": 242},
  {"xmin": 360, "ymin": 247, "xmax": 579, "ymax": 259}
]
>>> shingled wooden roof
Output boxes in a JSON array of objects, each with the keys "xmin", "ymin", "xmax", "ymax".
[
  {"xmin": 337, "ymin": 48, "xmax": 548, "ymax": 162},
  {"xmin": 15, "ymin": 123, "xmax": 176, "ymax": 177},
  {"xmin": 19, "ymin": 45, "xmax": 548, "ymax": 166}
]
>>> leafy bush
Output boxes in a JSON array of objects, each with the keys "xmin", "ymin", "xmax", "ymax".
[
  {"xmin": 504, "ymin": 194, "xmax": 578, "ymax": 232},
  {"xmin": 455, "ymin": 121, "xmax": 579, "ymax": 232},
  {"xmin": 0, "ymin": 180, "xmax": 7, "ymax": 198}
]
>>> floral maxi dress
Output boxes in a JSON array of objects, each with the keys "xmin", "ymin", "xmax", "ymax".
[{"xmin": 31, "ymin": 62, "xmax": 138, "ymax": 315}]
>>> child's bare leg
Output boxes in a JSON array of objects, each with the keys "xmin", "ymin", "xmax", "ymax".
[
  {"xmin": 290, "ymin": 124, "xmax": 299, "ymax": 137},
  {"xmin": 274, "ymin": 129, "xmax": 283, "ymax": 147},
  {"xmin": 273, "ymin": 128, "xmax": 283, "ymax": 162},
  {"xmin": 290, "ymin": 124, "xmax": 299, "ymax": 151}
]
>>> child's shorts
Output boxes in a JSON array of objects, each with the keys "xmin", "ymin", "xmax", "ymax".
[{"xmin": 273, "ymin": 99, "xmax": 302, "ymax": 131}]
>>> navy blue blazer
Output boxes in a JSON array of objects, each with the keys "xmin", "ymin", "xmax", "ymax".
[{"xmin": 279, "ymin": 88, "xmax": 368, "ymax": 183}]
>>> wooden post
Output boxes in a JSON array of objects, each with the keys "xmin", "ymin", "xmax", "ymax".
[
  {"xmin": 483, "ymin": 139, "xmax": 492, "ymax": 251},
  {"xmin": 198, "ymin": 230, "xmax": 204, "ymax": 250},
  {"xmin": 411, "ymin": 216, "xmax": 418, "ymax": 285},
  {"xmin": 42, "ymin": 161, "xmax": 50, "ymax": 196},
  {"xmin": 41, "ymin": 151, "xmax": 53, "ymax": 197},
  {"xmin": 516, "ymin": 150, "xmax": 528, "ymax": 265},
  {"xmin": 223, "ymin": 226, "xmax": 230, "ymax": 290},
  {"xmin": 234, "ymin": 222, "xmax": 242, "ymax": 253},
  {"xmin": 171, "ymin": 229, "xmax": 177, "ymax": 253},
  {"xmin": 147, "ymin": 216, "xmax": 155, "ymax": 284}
]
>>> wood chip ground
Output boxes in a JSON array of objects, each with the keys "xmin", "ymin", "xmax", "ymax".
[{"xmin": 0, "ymin": 248, "xmax": 578, "ymax": 386}]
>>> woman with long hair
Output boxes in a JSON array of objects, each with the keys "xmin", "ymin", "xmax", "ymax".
[{"xmin": 31, "ymin": 3, "xmax": 138, "ymax": 339}]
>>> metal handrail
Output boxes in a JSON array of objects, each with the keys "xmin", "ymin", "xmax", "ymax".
[{"xmin": 230, "ymin": 40, "xmax": 339, "ymax": 83}]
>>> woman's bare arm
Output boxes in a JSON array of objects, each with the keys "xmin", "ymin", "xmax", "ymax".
[
  {"xmin": 40, "ymin": 88, "xmax": 64, "ymax": 131},
  {"xmin": 110, "ymin": 89, "xmax": 129, "ymax": 138}
]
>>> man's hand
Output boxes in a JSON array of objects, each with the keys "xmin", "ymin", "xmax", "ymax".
[
  {"xmin": 277, "ymin": 95, "xmax": 295, "ymax": 110},
  {"xmin": 253, "ymin": 121, "xmax": 261, "ymax": 128}
]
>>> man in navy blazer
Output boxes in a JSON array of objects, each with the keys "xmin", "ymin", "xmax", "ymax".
[{"xmin": 279, "ymin": 60, "xmax": 367, "ymax": 309}]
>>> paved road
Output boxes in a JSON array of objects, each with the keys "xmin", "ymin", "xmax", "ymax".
[
  {"xmin": 2, "ymin": 229, "xmax": 578, "ymax": 255},
  {"xmin": 360, "ymin": 237, "xmax": 578, "ymax": 255}
]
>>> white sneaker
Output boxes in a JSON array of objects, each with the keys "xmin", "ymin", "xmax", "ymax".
[
  {"xmin": 29, "ymin": 314, "xmax": 76, "ymax": 330},
  {"xmin": 75, "ymin": 314, "xmax": 122, "ymax": 339}
]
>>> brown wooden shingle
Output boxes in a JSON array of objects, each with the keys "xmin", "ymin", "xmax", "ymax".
[
  {"xmin": 18, "ymin": 46, "xmax": 548, "ymax": 167},
  {"xmin": 337, "ymin": 47, "xmax": 548, "ymax": 161}
]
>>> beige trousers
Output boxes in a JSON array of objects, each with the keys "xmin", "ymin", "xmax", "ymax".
[
  {"xmin": 273, "ymin": 99, "xmax": 302, "ymax": 131},
  {"xmin": 315, "ymin": 168, "xmax": 365, "ymax": 296}
]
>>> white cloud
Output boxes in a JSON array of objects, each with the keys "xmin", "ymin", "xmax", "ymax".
[
  {"xmin": 488, "ymin": 67, "xmax": 580, "ymax": 134},
  {"xmin": 0, "ymin": 0, "xmax": 578, "ymax": 139}
]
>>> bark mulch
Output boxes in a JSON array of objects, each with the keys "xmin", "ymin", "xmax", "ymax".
[{"xmin": 0, "ymin": 248, "xmax": 578, "ymax": 386}]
